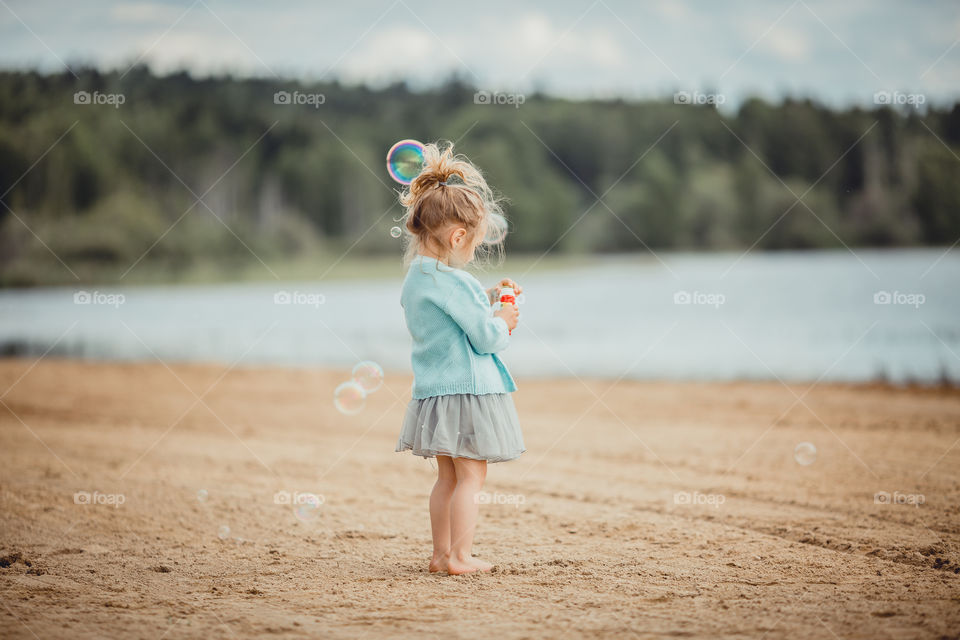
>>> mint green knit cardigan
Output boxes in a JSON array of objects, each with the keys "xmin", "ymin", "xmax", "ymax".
[{"xmin": 401, "ymin": 255, "xmax": 517, "ymax": 399}]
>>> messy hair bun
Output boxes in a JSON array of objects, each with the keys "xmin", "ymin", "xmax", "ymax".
[{"xmin": 398, "ymin": 141, "xmax": 506, "ymax": 267}]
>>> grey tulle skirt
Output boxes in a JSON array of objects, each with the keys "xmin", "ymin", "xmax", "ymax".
[{"xmin": 395, "ymin": 393, "xmax": 525, "ymax": 463}]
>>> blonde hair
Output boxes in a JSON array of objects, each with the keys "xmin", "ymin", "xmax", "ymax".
[{"xmin": 398, "ymin": 141, "xmax": 506, "ymax": 267}]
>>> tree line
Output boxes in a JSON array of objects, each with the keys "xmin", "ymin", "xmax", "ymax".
[{"xmin": 1, "ymin": 66, "xmax": 958, "ymax": 286}]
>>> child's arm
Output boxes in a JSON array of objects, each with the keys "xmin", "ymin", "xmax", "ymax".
[{"xmin": 443, "ymin": 277, "xmax": 514, "ymax": 355}]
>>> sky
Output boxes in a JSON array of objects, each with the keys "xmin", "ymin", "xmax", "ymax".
[{"xmin": 1, "ymin": 0, "xmax": 958, "ymax": 107}]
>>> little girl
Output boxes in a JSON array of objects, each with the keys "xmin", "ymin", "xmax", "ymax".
[{"xmin": 394, "ymin": 142, "xmax": 524, "ymax": 576}]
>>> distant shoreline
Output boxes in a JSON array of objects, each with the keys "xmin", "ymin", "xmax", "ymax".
[
  {"xmin": 1, "ymin": 246, "xmax": 955, "ymax": 290},
  {"xmin": 0, "ymin": 356, "xmax": 956, "ymax": 391}
]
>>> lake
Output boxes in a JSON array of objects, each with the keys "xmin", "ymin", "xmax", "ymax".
[{"xmin": 1, "ymin": 249, "xmax": 957, "ymax": 384}]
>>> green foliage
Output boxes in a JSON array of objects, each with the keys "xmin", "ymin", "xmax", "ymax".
[
  {"xmin": 0, "ymin": 67, "xmax": 957, "ymax": 286},
  {"xmin": 914, "ymin": 142, "xmax": 960, "ymax": 244}
]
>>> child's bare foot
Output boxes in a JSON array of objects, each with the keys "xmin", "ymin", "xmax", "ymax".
[
  {"xmin": 468, "ymin": 556, "xmax": 493, "ymax": 572},
  {"xmin": 428, "ymin": 553, "xmax": 448, "ymax": 573},
  {"xmin": 447, "ymin": 554, "xmax": 493, "ymax": 575}
]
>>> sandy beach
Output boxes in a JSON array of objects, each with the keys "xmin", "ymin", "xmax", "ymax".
[{"xmin": 0, "ymin": 358, "xmax": 958, "ymax": 639}]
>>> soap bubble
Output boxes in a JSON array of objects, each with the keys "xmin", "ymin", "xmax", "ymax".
[
  {"xmin": 334, "ymin": 381, "xmax": 366, "ymax": 415},
  {"xmin": 484, "ymin": 212, "xmax": 508, "ymax": 245},
  {"xmin": 217, "ymin": 525, "xmax": 231, "ymax": 540},
  {"xmin": 352, "ymin": 361, "xmax": 384, "ymax": 393},
  {"xmin": 294, "ymin": 493, "xmax": 324, "ymax": 522},
  {"xmin": 390, "ymin": 226, "xmax": 402, "ymax": 238},
  {"xmin": 794, "ymin": 442, "xmax": 817, "ymax": 466},
  {"xmin": 386, "ymin": 139, "xmax": 425, "ymax": 185},
  {"xmin": 197, "ymin": 489, "xmax": 208, "ymax": 503}
]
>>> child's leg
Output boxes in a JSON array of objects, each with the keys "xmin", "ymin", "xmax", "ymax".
[
  {"xmin": 447, "ymin": 457, "xmax": 492, "ymax": 575},
  {"xmin": 428, "ymin": 455, "xmax": 456, "ymax": 572}
]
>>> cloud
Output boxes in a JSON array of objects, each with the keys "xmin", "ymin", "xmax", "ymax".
[
  {"xmin": 516, "ymin": 12, "xmax": 626, "ymax": 67},
  {"xmin": 109, "ymin": 2, "xmax": 184, "ymax": 25},
  {"xmin": 336, "ymin": 11, "xmax": 626, "ymax": 89},
  {"xmin": 758, "ymin": 25, "xmax": 812, "ymax": 63},
  {"xmin": 130, "ymin": 28, "xmax": 269, "ymax": 76},
  {"xmin": 0, "ymin": 0, "xmax": 956, "ymax": 106},
  {"xmin": 651, "ymin": 0, "xmax": 692, "ymax": 23},
  {"xmin": 339, "ymin": 25, "xmax": 453, "ymax": 83}
]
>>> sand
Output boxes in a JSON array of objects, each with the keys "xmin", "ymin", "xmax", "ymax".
[{"xmin": 0, "ymin": 358, "xmax": 958, "ymax": 639}]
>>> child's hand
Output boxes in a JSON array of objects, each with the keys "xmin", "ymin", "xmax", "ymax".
[
  {"xmin": 486, "ymin": 278, "xmax": 524, "ymax": 305},
  {"xmin": 494, "ymin": 303, "xmax": 520, "ymax": 331}
]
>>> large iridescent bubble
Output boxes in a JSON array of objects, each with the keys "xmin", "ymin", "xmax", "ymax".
[{"xmin": 386, "ymin": 139, "xmax": 425, "ymax": 185}]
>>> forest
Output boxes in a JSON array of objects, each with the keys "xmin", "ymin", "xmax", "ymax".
[{"xmin": 1, "ymin": 66, "xmax": 958, "ymax": 286}]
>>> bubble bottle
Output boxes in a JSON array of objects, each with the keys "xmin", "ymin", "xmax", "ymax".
[{"xmin": 499, "ymin": 286, "xmax": 516, "ymax": 335}]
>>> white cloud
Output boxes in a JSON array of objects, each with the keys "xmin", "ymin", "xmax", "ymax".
[
  {"xmin": 651, "ymin": 0, "xmax": 692, "ymax": 23},
  {"xmin": 0, "ymin": 0, "xmax": 956, "ymax": 107},
  {"xmin": 133, "ymin": 29, "xmax": 265, "ymax": 75},
  {"xmin": 515, "ymin": 13, "xmax": 555, "ymax": 52},
  {"xmin": 339, "ymin": 25, "xmax": 453, "ymax": 83},
  {"xmin": 531, "ymin": 13, "xmax": 626, "ymax": 68},
  {"xmin": 485, "ymin": 12, "xmax": 628, "ymax": 84},
  {"xmin": 335, "ymin": 12, "xmax": 626, "ymax": 89},
  {"xmin": 109, "ymin": 2, "xmax": 184, "ymax": 25},
  {"xmin": 759, "ymin": 25, "xmax": 812, "ymax": 63}
]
